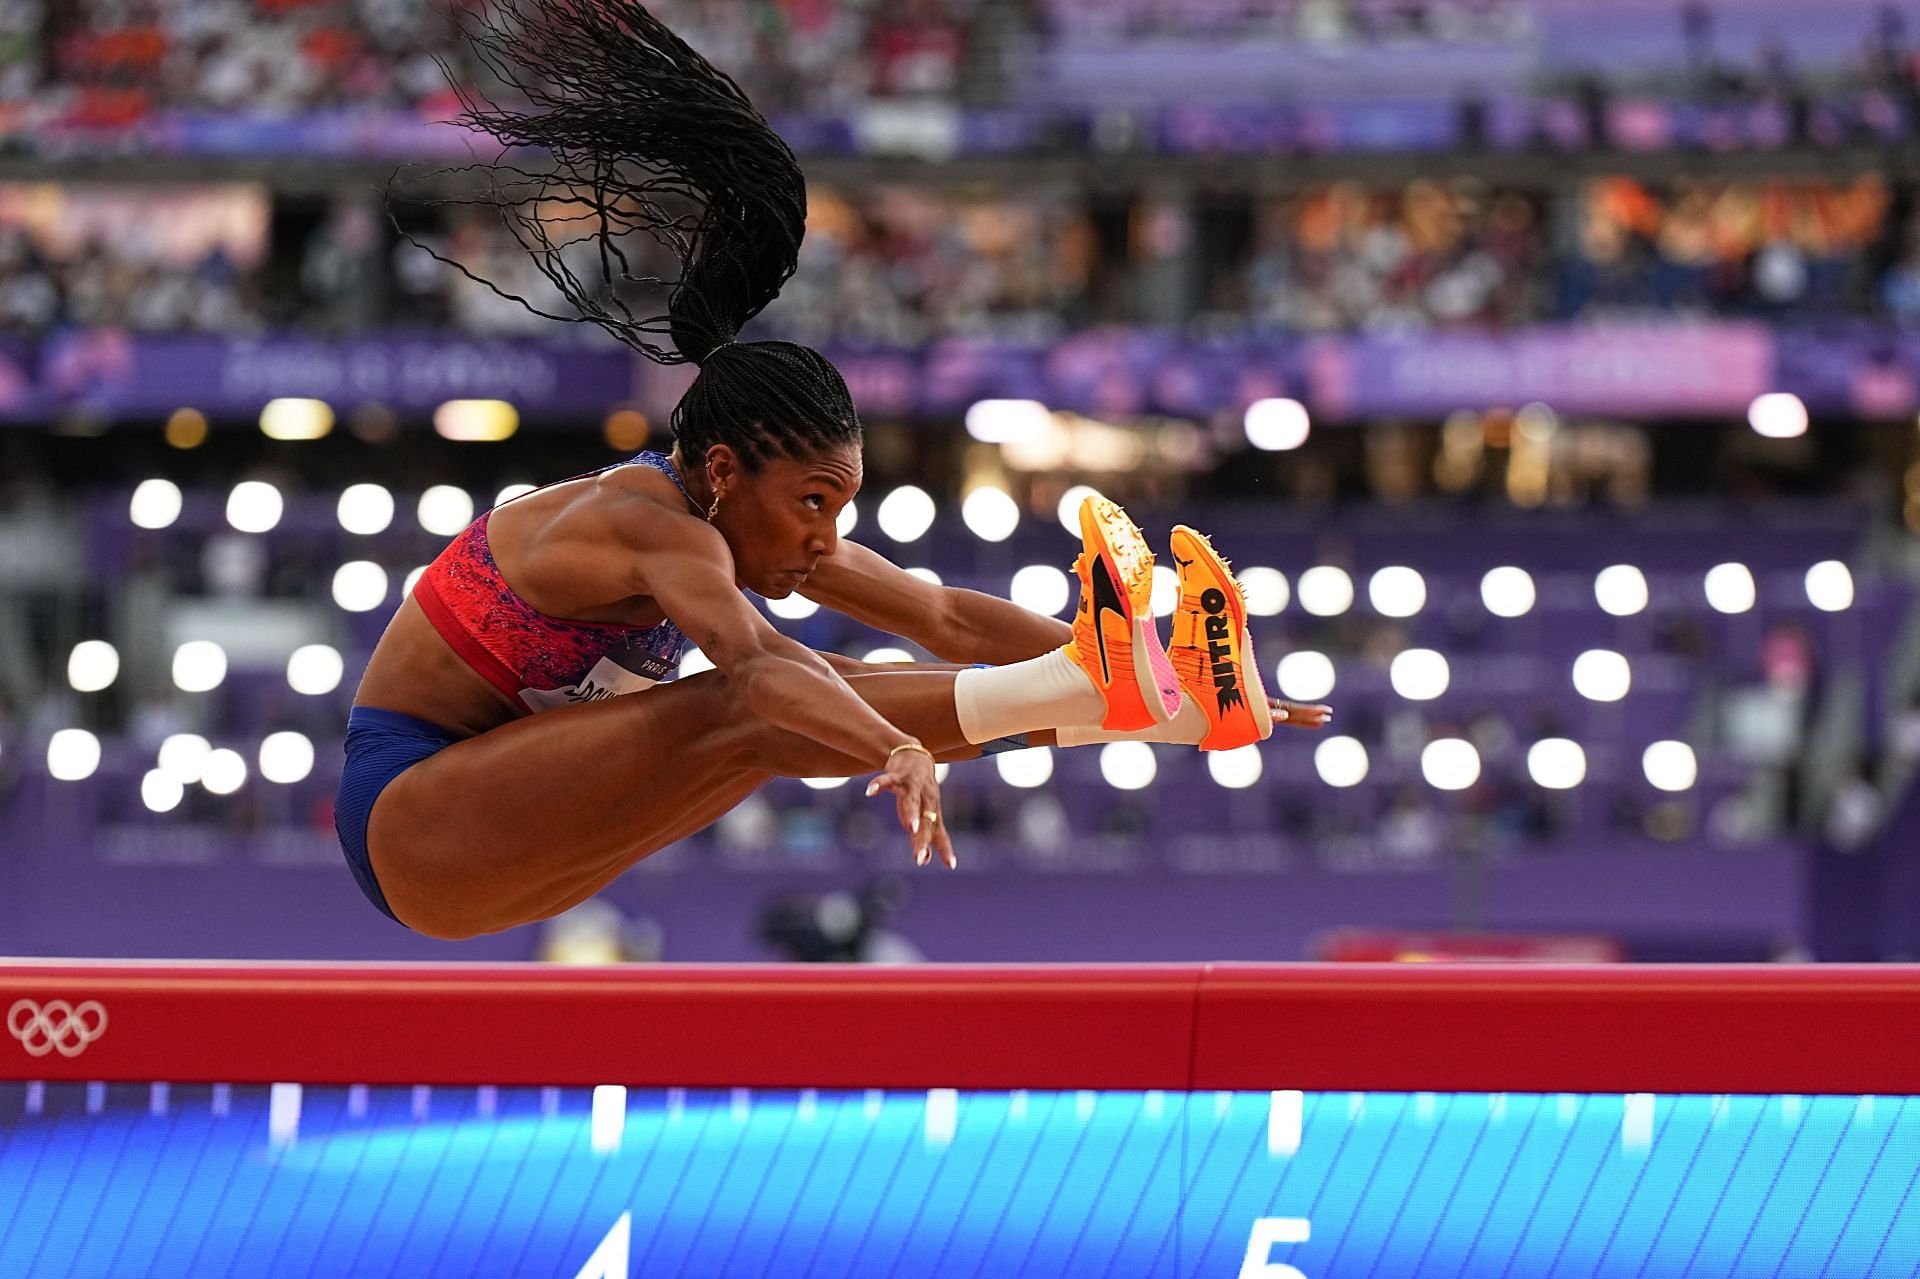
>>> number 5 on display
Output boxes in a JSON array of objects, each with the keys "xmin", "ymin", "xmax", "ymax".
[{"xmin": 1237, "ymin": 1216, "xmax": 1312, "ymax": 1279}]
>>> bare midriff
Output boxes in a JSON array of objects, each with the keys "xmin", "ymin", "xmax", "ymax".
[{"xmin": 352, "ymin": 598, "xmax": 522, "ymax": 739}]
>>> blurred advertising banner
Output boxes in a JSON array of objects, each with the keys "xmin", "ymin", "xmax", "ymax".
[
  {"xmin": 1313, "ymin": 325, "xmax": 1775, "ymax": 419},
  {"xmin": 813, "ymin": 325, "xmax": 1782, "ymax": 421},
  {"xmin": 0, "ymin": 324, "xmax": 1914, "ymax": 423},
  {"xmin": 11, "ymin": 97, "xmax": 1913, "ymax": 162},
  {"xmin": 1312, "ymin": 930, "xmax": 1628, "ymax": 964},
  {"xmin": 34, "ymin": 333, "xmax": 637, "ymax": 421}
]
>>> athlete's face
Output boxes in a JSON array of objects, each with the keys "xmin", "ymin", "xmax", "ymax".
[{"xmin": 719, "ymin": 443, "xmax": 862, "ymax": 597}]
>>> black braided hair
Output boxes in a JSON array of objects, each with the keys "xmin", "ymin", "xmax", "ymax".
[{"xmin": 410, "ymin": 0, "xmax": 860, "ymax": 470}]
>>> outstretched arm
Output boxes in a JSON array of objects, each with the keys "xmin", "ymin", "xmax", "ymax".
[
  {"xmin": 596, "ymin": 492, "xmax": 953, "ymax": 866},
  {"xmin": 800, "ymin": 540, "xmax": 1072, "ymax": 665}
]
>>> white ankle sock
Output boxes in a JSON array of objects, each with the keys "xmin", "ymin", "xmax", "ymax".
[
  {"xmin": 1056, "ymin": 692, "xmax": 1209, "ymax": 748},
  {"xmin": 953, "ymin": 649, "xmax": 1105, "ymax": 744}
]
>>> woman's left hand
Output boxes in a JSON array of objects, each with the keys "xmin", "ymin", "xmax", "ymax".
[{"xmin": 1270, "ymin": 699, "xmax": 1332, "ymax": 729}]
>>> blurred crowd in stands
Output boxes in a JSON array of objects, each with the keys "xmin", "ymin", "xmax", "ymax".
[
  {"xmin": 771, "ymin": 186, "xmax": 1097, "ymax": 344},
  {"xmin": 1214, "ymin": 182, "xmax": 1548, "ymax": 334},
  {"xmin": 1033, "ymin": 0, "xmax": 1526, "ymax": 43},
  {"xmin": 1564, "ymin": 176, "xmax": 1892, "ymax": 322},
  {"xmin": 33, "ymin": 0, "xmax": 470, "ymax": 123},
  {"xmin": 4, "ymin": 174, "xmax": 1920, "ymax": 340},
  {"xmin": 8, "ymin": 0, "xmax": 1920, "ymax": 127},
  {"xmin": 0, "ymin": 183, "xmax": 265, "ymax": 334},
  {"xmin": 2, "ymin": 0, "xmax": 978, "ymax": 125}
]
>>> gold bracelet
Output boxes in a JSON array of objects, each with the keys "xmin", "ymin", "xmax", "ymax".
[{"xmin": 888, "ymin": 742, "xmax": 935, "ymax": 765}]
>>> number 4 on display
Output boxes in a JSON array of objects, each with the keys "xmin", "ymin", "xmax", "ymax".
[
  {"xmin": 1238, "ymin": 1217, "xmax": 1312, "ymax": 1279},
  {"xmin": 570, "ymin": 1213, "xmax": 631, "ymax": 1279}
]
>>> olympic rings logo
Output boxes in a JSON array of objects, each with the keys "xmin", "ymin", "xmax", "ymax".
[{"xmin": 7, "ymin": 999, "xmax": 109, "ymax": 1059}]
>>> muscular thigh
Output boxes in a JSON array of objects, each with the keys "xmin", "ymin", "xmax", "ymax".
[{"xmin": 366, "ymin": 672, "xmax": 762, "ymax": 935}]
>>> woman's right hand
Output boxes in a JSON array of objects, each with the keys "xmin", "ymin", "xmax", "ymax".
[{"xmin": 866, "ymin": 745, "xmax": 955, "ymax": 869}]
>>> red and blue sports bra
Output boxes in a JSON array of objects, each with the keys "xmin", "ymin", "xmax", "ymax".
[{"xmin": 412, "ymin": 451, "xmax": 691, "ymax": 714}]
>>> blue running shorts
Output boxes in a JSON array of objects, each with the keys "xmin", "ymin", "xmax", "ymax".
[{"xmin": 336, "ymin": 707, "xmax": 463, "ymax": 926}]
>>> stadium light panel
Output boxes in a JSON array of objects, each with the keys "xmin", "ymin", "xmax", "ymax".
[
  {"xmin": 226, "ymin": 481, "xmax": 284, "ymax": 534},
  {"xmin": 1277, "ymin": 651, "xmax": 1336, "ymax": 702},
  {"xmin": 1806, "ymin": 561, "xmax": 1854, "ymax": 612},
  {"xmin": 1572, "ymin": 649, "xmax": 1631, "ymax": 702},
  {"xmin": 1151, "ymin": 565, "xmax": 1179, "ymax": 618},
  {"xmin": 287, "ymin": 645, "xmax": 345, "ymax": 697},
  {"xmin": 259, "ymin": 398, "xmax": 334, "ymax": 442},
  {"xmin": 997, "ymin": 747, "xmax": 1054, "ymax": 789},
  {"xmin": 876, "ymin": 487, "xmax": 936, "ymax": 543},
  {"xmin": 172, "ymin": 641, "xmax": 228, "ymax": 693},
  {"xmin": 332, "ymin": 561, "xmax": 390, "ymax": 613},
  {"xmin": 1239, "ymin": 567, "xmax": 1288, "ymax": 615},
  {"xmin": 417, "ymin": 486, "xmax": 475, "ymax": 537},
  {"xmin": 1208, "ymin": 745, "xmax": 1263, "ymax": 789},
  {"xmin": 130, "ymin": 479, "xmax": 183, "ymax": 530},
  {"xmin": 1314, "ymin": 736, "xmax": 1368, "ymax": 788},
  {"xmin": 1527, "ymin": 738, "xmax": 1588, "ymax": 790},
  {"xmin": 961, "ymin": 487, "xmax": 1019, "ymax": 542},
  {"xmin": 1481, "ymin": 566, "xmax": 1536, "ymax": 618},
  {"xmin": 965, "ymin": 399, "xmax": 1050, "ymax": 444},
  {"xmin": 767, "ymin": 593, "xmax": 818, "ymax": 620},
  {"xmin": 1099, "ymin": 741, "xmax": 1156, "ymax": 790},
  {"xmin": 1369, "ymin": 566, "xmax": 1426, "ymax": 618},
  {"xmin": 165, "ymin": 408, "xmax": 209, "ymax": 450},
  {"xmin": 1011, "ymin": 565, "xmax": 1071, "ymax": 616},
  {"xmin": 337, "ymin": 484, "xmax": 395, "ymax": 535},
  {"xmin": 433, "ymin": 400, "xmax": 519, "ymax": 442},
  {"xmin": 259, "ymin": 732, "xmax": 316, "ymax": 785},
  {"xmin": 202, "ymin": 748, "xmax": 248, "ymax": 795},
  {"xmin": 1244, "ymin": 398, "xmax": 1311, "ymax": 451},
  {"xmin": 1422, "ymin": 738, "xmax": 1481, "ymax": 791},
  {"xmin": 68, "ymin": 641, "xmax": 119, "ymax": 693},
  {"xmin": 1704, "ymin": 563, "xmax": 1756, "ymax": 614},
  {"xmin": 47, "ymin": 729, "xmax": 101, "ymax": 782},
  {"xmin": 1594, "ymin": 565, "xmax": 1649, "ymax": 617},
  {"xmin": 1748, "ymin": 393, "xmax": 1808, "ymax": 439},
  {"xmin": 1390, "ymin": 649, "xmax": 1450, "ymax": 701},
  {"xmin": 141, "ymin": 769, "xmax": 185, "ymax": 814},
  {"xmin": 157, "ymin": 734, "xmax": 211, "ymax": 785},
  {"xmin": 1296, "ymin": 566, "xmax": 1354, "ymax": 617},
  {"xmin": 1643, "ymin": 740, "xmax": 1698, "ymax": 791},
  {"xmin": 495, "ymin": 483, "xmax": 538, "ymax": 508},
  {"xmin": 1056, "ymin": 485, "xmax": 1104, "ymax": 534}
]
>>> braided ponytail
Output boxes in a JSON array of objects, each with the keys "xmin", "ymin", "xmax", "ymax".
[{"xmin": 413, "ymin": 0, "xmax": 861, "ymax": 468}]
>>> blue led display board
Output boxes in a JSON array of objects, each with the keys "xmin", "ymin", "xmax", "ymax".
[{"xmin": 2, "ymin": 1084, "xmax": 1916, "ymax": 1277}]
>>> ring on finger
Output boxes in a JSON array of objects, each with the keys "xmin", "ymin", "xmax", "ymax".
[{"xmin": 922, "ymin": 810, "xmax": 939, "ymax": 825}]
